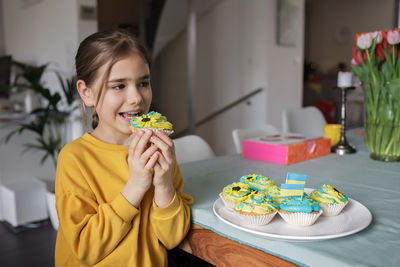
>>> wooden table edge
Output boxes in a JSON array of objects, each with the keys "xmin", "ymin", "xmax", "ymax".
[{"xmin": 179, "ymin": 224, "xmax": 298, "ymax": 266}]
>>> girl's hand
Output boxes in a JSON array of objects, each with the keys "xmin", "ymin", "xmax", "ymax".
[
  {"xmin": 121, "ymin": 130, "xmax": 158, "ymax": 207},
  {"xmin": 150, "ymin": 131, "xmax": 176, "ymax": 207}
]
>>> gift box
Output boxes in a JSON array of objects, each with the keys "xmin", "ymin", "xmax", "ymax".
[{"xmin": 242, "ymin": 134, "xmax": 331, "ymax": 165}]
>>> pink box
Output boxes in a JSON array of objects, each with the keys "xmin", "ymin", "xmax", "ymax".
[{"xmin": 242, "ymin": 134, "xmax": 331, "ymax": 165}]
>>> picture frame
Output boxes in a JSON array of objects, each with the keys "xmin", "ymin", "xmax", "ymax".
[{"xmin": 276, "ymin": 0, "xmax": 299, "ymax": 47}]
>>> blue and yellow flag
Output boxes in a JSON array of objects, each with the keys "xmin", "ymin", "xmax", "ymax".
[
  {"xmin": 285, "ymin": 173, "xmax": 307, "ymax": 185},
  {"xmin": 280, "ymin": 183, "xmax": 305, "ymax": 197}
]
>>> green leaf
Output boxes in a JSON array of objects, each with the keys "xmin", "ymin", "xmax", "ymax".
[
  {"xmin": 3, "ymin": 128, "xmax": 21, "ymax": 143},
  {"xmin": 40, "ymin": 154, "xmax": 50, "ymax": 166}
]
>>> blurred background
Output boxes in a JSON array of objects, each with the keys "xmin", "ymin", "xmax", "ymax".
[
  {"xmin": 0, "ymin": 0, "xmax": 396, "ymax": 156},
  {"xmin": 0, "ymin": 0, "xmax": 397, "ymax": 265}
]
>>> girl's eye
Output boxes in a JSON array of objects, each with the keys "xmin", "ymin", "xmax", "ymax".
[
  {"xmin": 138, "ymin": 81, "xmax": 150, "ymax": 88},
  {"xmin": 112, "ymin": 84, "xmax": 125, "ymax": 90}
]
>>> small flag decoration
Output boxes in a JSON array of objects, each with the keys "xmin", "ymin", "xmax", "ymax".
[
  {"xmin": 280, "ymin": 183, "xmax": 305, "ymax": 197},
  {"xmin": 285, "ymin": 173, "xmax": 307, "ymax": 185}
]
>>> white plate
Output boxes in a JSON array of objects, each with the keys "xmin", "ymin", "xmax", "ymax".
[{"xmin": 213, "ymin": 188, "xmax": 372, "ymax": 241}]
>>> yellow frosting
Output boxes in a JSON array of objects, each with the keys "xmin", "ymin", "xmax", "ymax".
[
  {"xmin": 234, "ymin": 192, "xmax": 278, "ymax": 215},
  {"xmin": 130, "ymin": 111, "xmax": 173, "ymax": 130},
  {"xmin": 239, "ymin": 174, "xmax": 276, "ymax": 191},
  {"xmin": 310, "ymin": 184, "xmax": 348, "ymax": 205},
  {"xmin": 266, "ymin": 185, "xmax": 287, "ymax": 205},
  {"xmin": 222, "ymin": 182, "xmax": 252, "ymax": 202}
]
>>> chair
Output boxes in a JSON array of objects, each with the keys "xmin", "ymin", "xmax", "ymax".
[
  {"xmin": 314, "ymin": 100, "xmax": 335, "ymax": 123},
  {"xmin": 281, "ymin": 106, "xmax": 327, "ymax": 137},
  {"xmin": 232, "ymin": 125, "xmax": 280, "ymax": 154},
  {"xmin": 173, "ymin": 135, "xmax": 216, "ymax": 164}
]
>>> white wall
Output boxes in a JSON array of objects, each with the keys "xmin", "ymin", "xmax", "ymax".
[
  {"xmin": 0, "ymin": 0, "xmax": 97, "ymax": 220},
  {"xmin": 77, "ymin": 0, "xmax": 98, "ymax": 43},
  {"xmin": 155, "ymin": 0, "xmax": 304, "ymax": 155},
  {"xmin": 3, "ymin": 0, "xmax": 79, "ymax": 75},
  {"xmin": 306, "ymin": 0, "xmax": 393, "ymax": 73}
]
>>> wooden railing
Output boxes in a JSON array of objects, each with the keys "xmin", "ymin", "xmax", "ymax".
[{"xmin": 172, "ymin": 87, "xmax": 263, "ymax": 138}]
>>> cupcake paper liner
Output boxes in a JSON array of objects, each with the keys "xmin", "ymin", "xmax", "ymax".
[
  {"xmin": 124, "ymin": 128, "xmax": 174, "ymax": 147},
  {"xmin": 219, "ymin": 193, "xmax": 235, "ymax": 210},
  {"xmin": 319, "ymin": 203, "xmax": 347, "ymax": 216},
  {"xmin": 235, "ymin": 210, "xmax": 278, "ymax": 225},
  {"xmin": 130, "ymin": 126, "xmax": 174, "ymax": 136},
  {"xmin": 278, "ymin": 209, "xmax": 323, "ymax": 226}
]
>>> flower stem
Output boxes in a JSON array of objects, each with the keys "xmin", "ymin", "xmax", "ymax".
[{"xmin": 366, "ymin": 50, "xmax": 380, "ymax": 121}]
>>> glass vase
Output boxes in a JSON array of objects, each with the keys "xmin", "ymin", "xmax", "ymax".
[
  {"xmin": 365, "ymin": 122, "xmax": 400, "ymax": 161},
  {"xmin": 363, "ymin": 81, "xmax": 400, "ymax": 162}
]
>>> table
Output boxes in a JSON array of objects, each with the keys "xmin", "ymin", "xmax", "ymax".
[{"xmin": 180, "ymin": 129, "xmax": 400, "ymax": 267}]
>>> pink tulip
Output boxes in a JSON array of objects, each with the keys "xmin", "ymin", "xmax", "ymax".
[
  {"xmin": 357, "ymin": 33, "xmax": 372, "ymax": 49},
  {"xmin": 370, "ymin": 31, "xmax": 383, "ymax": 43},
  {"xmin": 351, "ymin": 58, "xmax": 360, "ymax": 66},
  {"xmin": 387, "ymin": 30, "xmax": 400, "ymax": 45}
]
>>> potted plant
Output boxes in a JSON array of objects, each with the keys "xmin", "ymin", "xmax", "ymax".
[{"xmin": 3, "ymin": 61, "xmax": 79, "ymax": 229}]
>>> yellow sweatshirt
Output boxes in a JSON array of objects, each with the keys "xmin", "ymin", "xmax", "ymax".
[{"xmin": 55, "ymin": 133, "xmax": 193, "ymax": 266}]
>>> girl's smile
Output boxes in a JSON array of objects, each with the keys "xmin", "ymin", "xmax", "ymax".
[
  {"xmin": 88, "ymin": 53, "xmax": 152, "ymax": 145},
  {"xmin": 119, "ymin": 110, "xmax": 144, "ymax": 122}
]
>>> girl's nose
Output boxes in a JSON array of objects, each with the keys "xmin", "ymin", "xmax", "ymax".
[{"xmin": 126, "ymin": 86, "xmax": 143, "ymax": 105}]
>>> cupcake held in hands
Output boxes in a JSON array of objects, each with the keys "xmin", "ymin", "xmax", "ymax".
[
  {"xmin": 310, "ymin": 184, "xmax": 348, "ymax": 216},
  {"xmin": 234, "ymin": 192, "xmax": 278, "ymax": 225},
  {"xmin": 130, "ymin": 111, "xmax": 174, "ymax": 135}
]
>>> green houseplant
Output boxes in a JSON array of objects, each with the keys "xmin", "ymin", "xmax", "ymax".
[
  {"xmin": 2, "ymin": 61, "xmax": 79, "ymax": 230},
  {"xmin": 4, "ymin": 61, "xmax": 78, "ymax": 168}
]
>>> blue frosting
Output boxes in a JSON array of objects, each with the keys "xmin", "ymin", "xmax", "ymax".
[{"xmin": 279, "ymin": 195, "xmax": 320, "ymax": 213}]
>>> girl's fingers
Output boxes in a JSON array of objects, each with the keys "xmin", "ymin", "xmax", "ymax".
[
  {"xmin": 156, "ymin": 131, "xmax": 175, "ymax": 156},
  {"xmin": 153, "ymin": 161, "xmax": 162, "ymax": 173},
  {"xmin": 155, "ymin": 131, "xmax": 174, "ymax": 147},
  {"xmin": 145, "ymin": 152, "xmax": 158, "ymax": 170},
  {"xmin": 129, "ymin": 130, "xmax": 143, "ymax": 154},
  {"xmin": 150, "ymin": 135, "xmax": 174, "ymax": 161},
  {"xmin": 134, "ymin": 130, "xmax": 153, "ymax": 158},
  {"xmin": 140, "ymin": 144, "xmax": 159, "ymax": 164},
  {"xmin": 156, "ymin": 151, "xmax": 168, "ymax": 169}
]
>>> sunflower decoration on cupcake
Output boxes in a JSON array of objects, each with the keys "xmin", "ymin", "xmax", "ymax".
[
  {"xmin": 220, "ymin": 182, "xmax": 253, "ymax": 210},
  {"xmin": 130, "ymin": 111, "xmax": 174, "ymax": 135}
]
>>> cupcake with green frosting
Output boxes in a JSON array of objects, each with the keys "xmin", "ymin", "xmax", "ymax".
[
  {"xmin": 130, "ymin": 111, "xmax": 174, "ymax": 135},
  {"xmin": 234, "ymin": 191, "xmax": 278, "ymax": 225},
  {"xmin": 278, "ymin": 194, "xmax": 322, "ymax": 226},
  {"xmin": 239, "ymin": 174, "xmax": 276, "ymax": 191},
  {"xmin": 220, "ymin": 182, "xmax": 253, "ymax": 210},
  {"xmin": 310, "ymin": 184, "xmax": 348, "ymax": 216}
]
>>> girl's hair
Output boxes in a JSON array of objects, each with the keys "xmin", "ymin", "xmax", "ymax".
[{"xmin": 75, "ymin": 29, "xmax": 151, "ymax": 129}]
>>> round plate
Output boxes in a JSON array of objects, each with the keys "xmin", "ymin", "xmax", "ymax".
[{"xmin": 213, "ymin": 188, "xmax": 372, "ymax": 241}]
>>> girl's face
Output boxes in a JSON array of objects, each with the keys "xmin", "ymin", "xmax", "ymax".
[{"xmin": 91, "ymin": 53, "xmax": 152, "ymax": 144}]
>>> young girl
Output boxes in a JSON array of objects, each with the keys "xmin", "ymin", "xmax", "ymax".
[{"xmin": 55, "ymin": 29, "xmax": 194, "ymax": 266}]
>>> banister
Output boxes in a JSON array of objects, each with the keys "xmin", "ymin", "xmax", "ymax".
[{"xmin": 172, "ymin": 87, "xmax": 263, "ymax": 138}]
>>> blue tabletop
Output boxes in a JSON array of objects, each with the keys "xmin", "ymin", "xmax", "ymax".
[{"xmin": 180, "ymin": 130, "xmax": 400, "ymax": 267}]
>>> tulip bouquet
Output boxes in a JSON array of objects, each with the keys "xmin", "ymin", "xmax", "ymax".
[{"xmin": 351, "ymin": 29, "xmax": 400, "ymax": 161}]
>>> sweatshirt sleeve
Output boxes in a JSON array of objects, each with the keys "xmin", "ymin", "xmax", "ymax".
[
  {"xmin": 149, "ymin": 160, "xmax": 194, "ymax": 249},
  {"xmin": 55, "ymin": 149, "xmax": 139, "ymax": 266}
]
